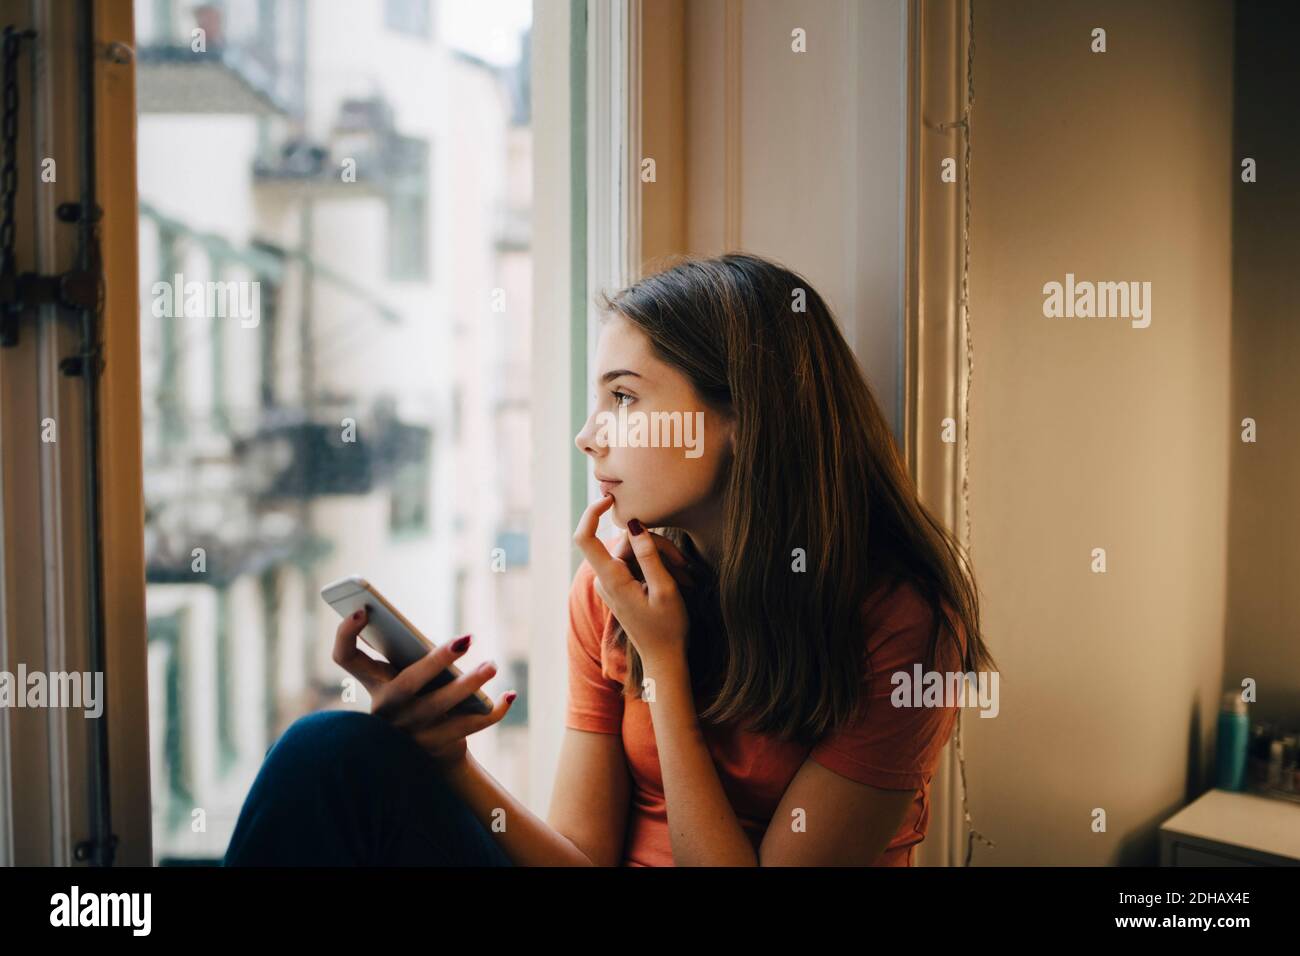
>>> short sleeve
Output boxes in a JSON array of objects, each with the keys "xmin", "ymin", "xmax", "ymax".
[
  {"xmin": 564, "ymin": 560, "xmax": 625, "ymax": 734},
  {"xmin": 809, "ymin": 585, "xmax": 966, "ymax": 791}
]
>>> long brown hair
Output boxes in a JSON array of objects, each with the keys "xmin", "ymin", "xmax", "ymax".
[{"xmin": 597, "ymin": 252, "xmax": 996, "ymax": 747}]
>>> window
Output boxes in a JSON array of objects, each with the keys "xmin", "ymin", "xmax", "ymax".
[
  {"xmin": 387, "ymin": 188, "xmax": 430, "ymax": 280},
  {"xmin": 386, "ymin": 135, "xmax": 431, "ymax": 280},
  {"xmin": 0, "ymin": 0, "xmax": 583, "ymax": 866},
  {"xmin": 146, "ymin": 611, "xmax": 192, "ymax": 830},
  {"xmin": 389, "ymin": 443, "xmax": 432, "ymax": 536},
  {"xmin": 385, "ymin": 0, "xmax": 432, "ymax": 39},
  {"xmin": 135, "ymin": 0, "xmax": 538, "ymax": 862}
]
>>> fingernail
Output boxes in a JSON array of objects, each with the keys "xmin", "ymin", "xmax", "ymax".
[
  {"xmin": 505, "ymin": 691, "xmax": 518, "ymax": 704},
  {"xmin": 481, "ymin": 661, "xmax": 495, "ymax": 673},
  {"xmin": 628, "ymin": 518, "xmax": 644, "ymax": 536},
  {"xmin": 451, "ymin": 634, "xmax": 471, "ymax": 653},
  {"xmin": 352, "ymin": 609, "xmax": 364, "ymax": 621}
]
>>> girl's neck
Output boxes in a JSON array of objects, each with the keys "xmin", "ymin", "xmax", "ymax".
[{"xmin": 682, "ymin": 516, "xmax": 724, "ymax": 569}]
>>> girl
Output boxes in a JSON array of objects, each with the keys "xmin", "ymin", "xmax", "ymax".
[{"xmin": 224, "ymin": 252, "xmax": 995, "ymax": 867}]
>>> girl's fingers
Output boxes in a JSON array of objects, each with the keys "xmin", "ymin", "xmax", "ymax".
[
  {"xmin": 626, "ymin": 521, "xmax": 677, "ymax": 599},
  {"xmin": 614, "ymin": 528, "xmax": 690, "ymax": 569},
  {"xmin": 573, "ymin": 494, "xmax": 636, "ymax": 600},
  {"xmin": 614, "ymin": 530, "xmax": 696, "ymax": 592},
  {"xmin": 392, "ymin": 658, "xmax": 498, "ymax": 729},
  {"xmin": 572, "ymin": 494, "xmax": 617, "ymax": 571},
  {"xmin": 413, "ymin": 687, "xmax": 517, "ymax": 748},
  {"xmin": 387, "ymin": 633, "xmax": 473, "ymax": 703},
  {"xmin": 331, "ymin": 606, "xmax": 399, "ymax": 692}
]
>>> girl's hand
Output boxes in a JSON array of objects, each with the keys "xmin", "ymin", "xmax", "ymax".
[
  {"xmin": 612, "ymin": 524, "xmax": 699, "ymax": 595},
  {"xmin": 573, "ymin": 493, "xmax": 690, "ymax": 671},
  {"xmin": 331, "ymin": 608, "xmax": 517, "ymax": 772}
]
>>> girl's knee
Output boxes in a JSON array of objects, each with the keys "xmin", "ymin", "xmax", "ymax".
[
  {"xmin": 283, "ymin": 708, "xmax": 387, "ymax": 743},
  {"xmin": 266, "ymin": 710, "xmax": 402, "ymax": 773}
]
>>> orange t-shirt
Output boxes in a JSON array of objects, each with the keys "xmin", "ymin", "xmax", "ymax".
[{"xmin": 564, "ymin": 559, "xmax": 966, "ymax": 867}]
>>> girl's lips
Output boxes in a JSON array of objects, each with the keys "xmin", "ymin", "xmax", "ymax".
[{"xmin": 598, "ymin": 479, "xmax": 622, "ymax": 495}]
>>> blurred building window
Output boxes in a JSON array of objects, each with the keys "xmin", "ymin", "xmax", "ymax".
[
  {"xmin": 385, "ymin": 0, "xmax": 432, "ymax": 39},
  {"xmin": 389, "ymin": 443, "xmax": 433, "ymax": 536},
  {"xmin": 388, "ymin": 155, "xmax": 431, "ymax": 283}
]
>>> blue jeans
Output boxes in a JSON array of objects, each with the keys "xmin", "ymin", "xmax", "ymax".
[{"xmin": 223, "ymin": 709, "xmax": 515, "ymax": 866}]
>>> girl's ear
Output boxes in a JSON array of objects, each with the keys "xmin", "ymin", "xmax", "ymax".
[{"xmin": 721, "ymin": 411, "xmax": 738, "ymax": 456}]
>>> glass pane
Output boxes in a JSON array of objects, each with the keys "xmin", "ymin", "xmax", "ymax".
[{"xmin": 135, "ymin": 0, "xmax": 535, "ymax": 863}]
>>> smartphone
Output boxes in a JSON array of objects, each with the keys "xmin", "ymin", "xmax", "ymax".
[{"xmin": 320, "ymin": 576, "xmax": 493, "ymax": 716}]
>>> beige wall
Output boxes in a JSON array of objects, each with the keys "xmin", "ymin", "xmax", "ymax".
[
  {"xmin": 640, "ymin": 0, "xmax": 687, "ymax": 265},
  {"xmin": 1224, "ymin": 2, "xmax": 1300, "ymax": 731},
  {"xmin": 963, "ymin": 0, "xmax": 1234, "ymax": 864},
  {"xmin": 645, "ymin": 0, "xmax": 909, "ymax": 438}
]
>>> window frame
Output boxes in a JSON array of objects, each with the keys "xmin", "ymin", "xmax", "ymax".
[
  {"xmin": 525, "ymin": 0, "xmax": 638, "ymax": 813},
  {"xmin": 0, "ymin": 0, "xmax": 154, "ymax": 865}
]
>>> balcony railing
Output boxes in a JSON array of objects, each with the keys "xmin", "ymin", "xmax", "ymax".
[
  {"xmin": 253, "ymin": 96, "xmax": 428, "ymax": 199},
  {"xmin": 234, "ymin": 404, "xmax": 431, "ymax": 500},
  {"xmin": 143, "ymin": 402, "xmax": 432, "ymax": 584}
]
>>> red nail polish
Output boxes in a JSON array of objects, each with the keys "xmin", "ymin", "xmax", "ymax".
[
  {"xmin": 628, "ymin": 518, "xmax": 644, "ymax": 536},
  {"xmin": 352, "ymin": 609, "xmax": 364, "ymax": 621},
  {"xmin": 451, "ymin": 635, "xmax": 471, "ymax": 653},
  {"xmin": 505, "ymin": 691, "xmax": 518, "ymax": 703}
]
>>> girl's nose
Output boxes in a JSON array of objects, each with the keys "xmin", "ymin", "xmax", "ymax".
[{"xmin": 575, "ymin": 413, "xmax": 603, "ymax": 457}]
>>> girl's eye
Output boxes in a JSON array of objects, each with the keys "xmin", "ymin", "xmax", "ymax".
[{"xmin": 611, "ymin": 390, "xmax": 634, "ymax": 407}]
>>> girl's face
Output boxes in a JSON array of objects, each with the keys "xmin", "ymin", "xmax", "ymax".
[{"xmin": 575, "ymin": 313, "xmax": 734, "ymax": 533}]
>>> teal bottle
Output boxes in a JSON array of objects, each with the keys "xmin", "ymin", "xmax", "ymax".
[{"xmin": 1215, "ymin": 691, "xmax": 1249, "ymax": 791}]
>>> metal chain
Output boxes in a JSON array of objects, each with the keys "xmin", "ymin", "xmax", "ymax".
[
  {"xmin": 1, "ymin": 26, "xmax": 34, "ymax": 278},
  {"xmin": 951, "ymin": 0, "xmax": 996, "ymax": 868}
]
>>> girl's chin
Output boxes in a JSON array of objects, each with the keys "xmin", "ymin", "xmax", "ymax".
[
  {"xmin": 611, "ymin": 500, "xmax": 674, "ymax": 532},
  {"xmin": 610, "ymin": 498, "xmax": 645, "ymax": 529}
]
